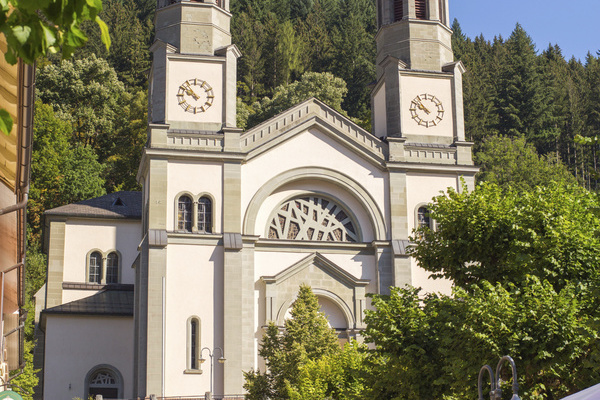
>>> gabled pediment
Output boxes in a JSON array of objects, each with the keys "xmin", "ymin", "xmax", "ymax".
[
  {"xmin": 262, "ymin": 252, "xmax": 369, "ymax": 288},
  {"xmin": 261, "ymin": 252, "xmax": 369, "ymax": 329},
  {"xmin": 241, "ymin": 98, "xmax": 388, "ymax": 167}
]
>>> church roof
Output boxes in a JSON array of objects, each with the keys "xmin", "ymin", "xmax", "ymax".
[
  {"xmin": 42, "ymin": 285, "xmax": 134, "ymax": 317},
  {"xmin": 45, "ymin": 191, "xmax": 142, "ymax": 220}
]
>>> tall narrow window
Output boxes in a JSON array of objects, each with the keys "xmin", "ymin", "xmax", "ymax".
[
  {"xmin": 415, "ymin": 0, "xmax": 427, "ymax": 20},
  {"xmin": 417, "ymin": 206, "xmax": 432, "ymax": 229},
  {"xmin": 178, "ymin": 195, "xmax": 193, "ymax": 232},
  {"xmin": 191, "ymin": 319, "xmax": 198, "ymax": 369},
  {"xmin": 187, "ymin": 317, "xmax": 201, "ymax": 371},
  {"xmin": 393, "ymin": 0, "xmax": 404, "ymax": 22},
  {"xmin": 106, "ymin": 252, "xmax": 119, "ymax": 284},
  {"xmin": 198, "ymin": 197, "xmax": 212, "ymax": 233},
  {"xmin": 89, "ymin": 252, "xmax": 102, "ymax": 284}
]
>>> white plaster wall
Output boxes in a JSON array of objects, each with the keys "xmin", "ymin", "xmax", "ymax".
[
  {"xmin": 43, "ymin": 315, "xmax": 133, "ymax": 400},
  {"xmin": 62, "ymin": 289, "xmax": 102, "ymax": 304},
  {"xmin": 166, "ymin": 58, "xmax": 224, "ymax": 125},
  {"xmin": 62, "ymin": 219, "xmax": 141, "ymax": 285},
  {"xmin": 242, "ymin": 129, "xmax": 388, "ymax": 238},
  {"xmin": 164, "ymin": 244, "xmax": 224, "ymax": 396},
  {"xmin": 167, "ymin": 161, "xmax": 223, "ymax": 232},
  {"xmin": 400, "ymin": 74, "xmax": 454, "ymax": 138},
  {"xmin": 407, "ymin": 172, "xmax": 456, "ymax": 295},
  {"xmin": 373, "ymin": 83, "xmax": 387, "ymax": 137}
]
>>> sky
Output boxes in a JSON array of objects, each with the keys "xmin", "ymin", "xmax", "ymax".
[{"xmin": 450, "ymin": 0, "xmax": 600, "ymax": 62}]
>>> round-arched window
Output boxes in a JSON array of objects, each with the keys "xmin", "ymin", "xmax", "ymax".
[
  {"xmin": 88, "ymin": 368, "xmax": 121, "ymax": 399},
  {"xmin": 268, "ymin": 196, "xmax": 358, "ymax": 242}
]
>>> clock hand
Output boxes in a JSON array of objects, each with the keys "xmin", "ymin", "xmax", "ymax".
[
  {"xmin": 185, "ymin": 88, "xmax": 200, "ymax": 100},
  {"xmin": 182, "ymin": 82, "xmax": 200, "ymax": 100},
  {"xmin": 416, "ymin": 99, "xmax": 431, "ymax": 115}
]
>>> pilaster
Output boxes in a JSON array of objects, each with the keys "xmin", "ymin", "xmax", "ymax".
[{"xmin": 45, "ymin": 220, "xmax": 65, "ymax": 309}]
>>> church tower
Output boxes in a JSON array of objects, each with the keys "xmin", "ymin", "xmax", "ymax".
[
  {"xmin": 136, "ymin": 0, "xmax": 241, "ymax": 397},
  {"xmin": 372, "ymin": 0, "xmax": 468, "ymax": 145},
  {"xmin": 149, "ymin": 0, "xmax": 240, "ymax": 132}
]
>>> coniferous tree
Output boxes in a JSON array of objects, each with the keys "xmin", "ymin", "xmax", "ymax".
[
  {"xmin": 495, "ymin": 24, "xmax": 545, "ymax": 145},
  {"xmin": 244, "ymin": 285, "xmax": 339, "ymax": 400}
]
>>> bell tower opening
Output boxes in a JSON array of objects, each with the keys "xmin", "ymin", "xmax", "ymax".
[{"xmin": 415, "ymin": 0, "xmax": 427, "ymax": 19}]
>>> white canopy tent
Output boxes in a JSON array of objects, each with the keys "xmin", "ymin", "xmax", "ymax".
[{"xmin": 561, "ymin": 383, "xmax": 600, "ymax": 400}]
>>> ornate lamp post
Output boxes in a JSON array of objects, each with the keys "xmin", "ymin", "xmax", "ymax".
[
  {"xmin": 478, "ymin": 355, "xmax": 521, "ymax": 400},
  {"xmin": 199, "ymin": 347, "xmax": 226, "ymax": 395}
]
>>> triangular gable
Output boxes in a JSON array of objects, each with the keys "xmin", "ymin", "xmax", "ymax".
[
  {"xmin": 261, "ymin": 252, "xmax": 369, "ymax": 328},
  {"xmin": 261, "ymin": 252, "xmax": 369, "ymax": 288},
  {"xmin": 241, "ymin": 98, "xmax": 388, "ymax": 167}
]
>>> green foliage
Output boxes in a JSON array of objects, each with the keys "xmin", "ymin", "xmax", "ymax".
[
  {"xmin": 0, "ymin": 108, "xmax": 12, "ymax": 134},
  {"xmin": 248, "ymin": 72, "xmax": 348, "ymax": 128},
  {"xmin": 9, "ymin": 301, "xmax": 39, "ymax": 400},
  {"xmin": 28, "ymin": 101, "xmax": 106, "ymax": 241},
  {"xmin": 411, "ymin": 181, "xmax": 600, "ymax": 289},
  {"xmin": 244, "ymin": 285, "xmax": 340, "ymax": 399},
  {"xmin": 364, "ymin": 280, "xmax": 600, "ymax": 400},
  {"xmin": 78, "ymin": 0, "xmax": 153, "ymax": 88},
  {"xmin": 36, "ymin": 54, "xmax": 128, "ymax": 157},
  {"xmin": 0, "ymin": 0, "xmax": 109, "ymax": 66},
  {"xmin": 288, "ymin": 341, "xmax": 370, "ymax": 400},
  {"xmin": 475, "ymin": 135, "xmax": 576, "ymax": 190}
]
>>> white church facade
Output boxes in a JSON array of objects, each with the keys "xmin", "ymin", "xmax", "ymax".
[{"xmin": 37, "ymin": 0, "xmax": 478, "ymax": 398}]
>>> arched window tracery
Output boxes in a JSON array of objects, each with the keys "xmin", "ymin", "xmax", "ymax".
[{"xmin": 268, "ymin": 196, "xmax": 358, "ymax": 242}]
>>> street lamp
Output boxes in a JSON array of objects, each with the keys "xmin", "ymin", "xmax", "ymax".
[
  {"xmin": 199, "ymin": 347, "xmax": 226, "ymax": 395},
  {"xmin": 478, "ymin": 355, "xmax": 521, "ymax": 400}
]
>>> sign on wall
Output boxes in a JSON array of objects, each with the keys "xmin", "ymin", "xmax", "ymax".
[{"xmin": 0, "ymin": 390, "xmax": 24, "ymax": 400}]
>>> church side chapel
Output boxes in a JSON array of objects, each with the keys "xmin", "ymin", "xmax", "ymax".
[{"xmin": 37, "ymin": 0, "xmax": 477, "ymax": 398}]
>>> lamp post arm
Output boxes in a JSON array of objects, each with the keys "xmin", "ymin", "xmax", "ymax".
[
  {"xmin": 496, "ymin": 355, "xmax": 520, "ymax": 400},
  {"xmin": 478, "ymin": 364, "xmax": 496, "ymax": 400}
]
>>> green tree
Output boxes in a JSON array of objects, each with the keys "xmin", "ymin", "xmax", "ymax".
[
  {"xmin": 36, "ymin": 55, "xmax": 129, "ymax": 159},
  {"xmin": 244, "ymin": 285, "xmax": 340, "ymax": 400},
  {"xmin": 364, "ymin": 279, "xmax": 600, "ymax": 400},
  {"xmin": 248, "ymin": 71, "xmax": 348, "ymax": 128},
  {"xmin": 494, "ymin": 25, "xmax": 546, "ymax": 145},
  {"xmin": 475, "ymin": 135, "xmax": 576, "ymax": 191},
  {"xmin": 288, "ymin": 341, "xmax": 370, "ymax": 400},
  {"xmin": 411, "ymin": 182, "xmax": 600, "ymax": 290},
  {"xmin": 79, "ymin": 0, "xmax": 153, "ymax": 88},
  {"xmin": 0, "ymin": 0, "xmax": 110, "ymax": 133},
  {"xmin": 28, "ymin": 102, "xmax": 106, "ymax": 241}
]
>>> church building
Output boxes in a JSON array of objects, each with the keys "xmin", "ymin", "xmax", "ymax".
[{"xmin": 37, "ymin": 0, "xmax": 477, "ymax": 398}]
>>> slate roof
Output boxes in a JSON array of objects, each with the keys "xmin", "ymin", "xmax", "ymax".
[
  {"xmin": 45, "ymin": 191, "xmax": 142, "ymax": 220},
  {"xmin": 43, "ymin": 285, "xmax": 134, "ymax": 317}
]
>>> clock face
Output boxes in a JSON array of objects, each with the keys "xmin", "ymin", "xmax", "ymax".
[
  {"xmin": 177, "ymin": 79, "xmax": 215, "ymax": 114},
  {"xmin": 409, "ymin": 94, "xmax": 444, "ymax": 128}
]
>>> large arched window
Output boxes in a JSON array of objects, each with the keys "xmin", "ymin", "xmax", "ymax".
[
  {"xmin": 178, "ymin": 195, "xmax": 193, "ymax": 232},
  {"xmin": 186, "ymin": 317, "xmax": 201, "ymax": 372},
  {"xmin": 85, "ymin": 366, "xmax": 123, "ymax": 399},
  {"xmin": 198, "ymin": 197, "xmax": 212, "ymax": 233},
  {"xmin": 415, "ymin": 0, "xmax": 427, "ymax": 19},
  {"xmin": 268, "ymin": 196, "xmax": 359, "ymax": 242},
  {"xmin": 88, "ymin": 252, "xmax": 102, "ymax": 284},
  {"xmin": 106, "ymin": 252, "xmax": 119, "ymax": 284}
]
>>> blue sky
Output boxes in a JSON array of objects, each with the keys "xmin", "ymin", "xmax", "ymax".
[{"xmin": 450, "ymin": 0, "xmax": 600, "ymax": 62}]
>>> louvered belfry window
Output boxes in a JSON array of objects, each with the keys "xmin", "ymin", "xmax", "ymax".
[
  {"xmin": 415, "ymin": 0, "xmax": 427, "ymax": 19},
  {"xmin": 394, "ymin": 0, "xmax": 404, "ymax": 22}
]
